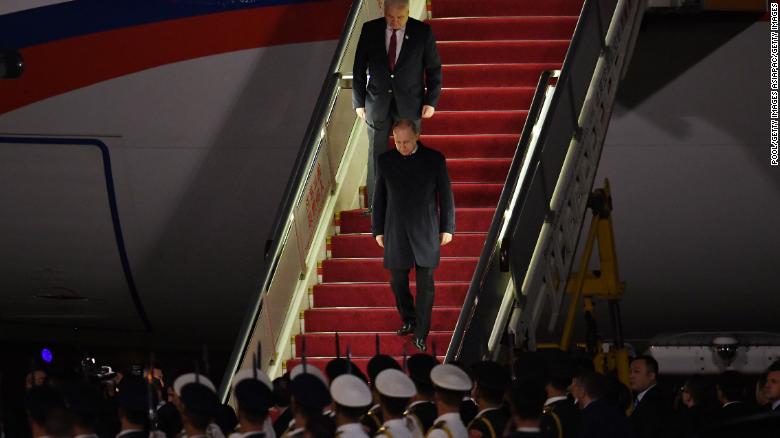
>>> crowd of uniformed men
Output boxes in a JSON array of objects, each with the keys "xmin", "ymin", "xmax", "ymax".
[{"xmin": 11, "ymin": 349, "xmax": 780, "ymax": 438}]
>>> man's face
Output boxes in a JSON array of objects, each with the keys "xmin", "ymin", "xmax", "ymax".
[
  {"xmin": 568, "ymin": 378, "xmax": 586, "ymax": 409},
  {"xmin": 25, "ymin": 370, "xmax": 47, "ymax": 389},
  {"xmin": 628, "ymin": 359, "xmax": 656, "ymax": 393},
  {"xmin": 765, "ymin": 370, "xmax": 780, "ymax": 402},
  {"xmin": 384, "ymin": 3, "xmax": 409, "ymax": 30},
  {"xmin": 393, "ymin": 125, "xmax": 418, "ymax": 156}
]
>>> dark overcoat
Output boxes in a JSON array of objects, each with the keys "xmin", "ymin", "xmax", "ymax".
[
  {"xmin": 371, "ymin": 143, "xmax": 455, "ymax": 269},
  {"xmin": 352, "ymin": 17, "xmax": 442, "ymax": 122}
]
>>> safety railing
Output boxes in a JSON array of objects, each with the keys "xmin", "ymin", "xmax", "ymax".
[
  {"xmin": 217, "ymin": 0, "xmax": 372, "ymax": 401},
  {"xmin": 447, "ymin": 0, "xmax": 646, "ymax": 363}
]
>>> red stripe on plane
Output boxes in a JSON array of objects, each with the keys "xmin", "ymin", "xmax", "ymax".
[{"xmin": 0, "ymin": 0, "xmax": 350, "ymax": 115}]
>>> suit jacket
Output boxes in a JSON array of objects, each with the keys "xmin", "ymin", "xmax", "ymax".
[
  {"xmin": 581, "ymin": 400, "xmax": 636, "ymax": 438},
  {"xmin": 630, "ymin": 386, "xmax": 673, "ymax": 438},
  {"xmin": 352, "ymin": 17, "xmax": 442, "ymax": 122},
  {"xmin": 372, "ymin": 143, "xmax": 455, "ymax": 269}
]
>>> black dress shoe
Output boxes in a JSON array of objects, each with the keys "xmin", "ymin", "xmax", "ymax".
[
  {"xmin": 396, "ymin": 322, "xmax": 415, "ymax": 336},
  {"xmin": 413, "ymin": 337, "xmax": 427, "ymax": 352}
]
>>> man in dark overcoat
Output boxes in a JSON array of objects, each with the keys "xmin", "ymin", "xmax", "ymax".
[
  {"xmin": 353, "ymin": 0, "xmax": 442, "ymax": 208},
  {"xmin": 371, "ymin": 119, "xmax": 454, "ymax": 352}
]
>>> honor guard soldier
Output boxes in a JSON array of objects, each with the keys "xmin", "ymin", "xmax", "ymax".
[
  {"xmin": 362, "ymin": 355, "xmax": 402, "ymax": 435},
  {"xmin": 327, "ymin": 358, "xmax": 369, "ymax": 383},
  {"xmin": 172, "ymin": 373, "xmax": 220, "ymax": 438},
  {"xmin": 232, "ymin": 368, "xmax": 276, "ymax": 438},
  {"xmin": 427, "ymin": 364, "xmax": 471, "ymax": 438},
  {"xmin": 290, "ymin": 364, "xmax": 329, "ymax": 386},
  {"xmin": 286, "ymin": 363, "xmax": 332, "ymax": 430},
  {"xmin": 538, "ymin": 351, "xmax": 579, "ymax": 438},
  {"xmin": 467, "ymin": 361, "xmax": 510, "ymax": 438},
  {"xmin": 374, "ymin": 369, "xmax": 420, "ymax": 438},
  {"xmin": 405, "ymin": 354, "xmax": 438, "ymax": 436},
  {"xmin": 283, "ymin": 372, "xmax": 334, "ymax": 438},
  {"xmin": 330, "ymin": 374, "xmax": 373, "ymax": 438}
]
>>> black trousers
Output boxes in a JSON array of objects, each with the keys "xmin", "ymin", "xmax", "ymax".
[
  {"xmin": 365, "ymin": 100, "xmax": 420, "ymax": 206},
  {"xmin": 390, "ymin": 265, "xmax": 435, "ymax": 340}
]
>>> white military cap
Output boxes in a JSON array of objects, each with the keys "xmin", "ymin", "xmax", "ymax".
[
  {"xmin": 375, "ymin": 369, "xmax": 416, "ymax": 398},
  {"xmin": 330, "ymin": 374, "xmax": 372, "ymax": 407},
  {"xmin": 290, "ymin": 363, "xmax": 328, "ymax": 386},
  {"xmin": 233, "ymin": 368, "xmax": 272, "ymax": 391},
  {"xmin": 430, "ymin": 364, "xmax": 471, "ymax": 392},
  {"xmin": 173, "ymin": 373, "xmax": 216, "ymax": 395}
]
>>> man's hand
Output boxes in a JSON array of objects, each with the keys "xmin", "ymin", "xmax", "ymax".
[
  {"xmin": 375, "ymin": 235, "xmax": 384, "ymax": 248},
  {"xmin": 440, "ymin": 232, "xmax": 453, "ymax": 246},
  {"xmin": 356, "ymin": 107, "xmax": 366, "ymax": 120},
  {"xmin": 421, "ymin": 105, "xmax": 435, "ymax": 119}
]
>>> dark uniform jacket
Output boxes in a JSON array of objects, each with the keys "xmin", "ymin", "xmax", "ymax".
[
  {"xmin": 630, "ymin": 386, "xmax": 672, "ymax": 438},
  {"xmin": 352, "ymin": 17, "xmax": 442, "ymax": 122},
  {"xmin": 372, "ymin": 144, "xmax": 455, "ymax": 269},
  {"xmin": 466, "ymin": 406, "xmax": 510, "ymax": 438},
  {"xmin": 361, "ymin": 404, "xmax": 384, "ymax": 436},
  {"xmin": 406, "ymin": 400, "xmax": 437, "ymax": 434},
  {"xmin": 581, "ymin": 399, "xmax": 636, "ymax": 438},
  {"xmin": 540, "ymin": 397, "xmax": 580, "ymax": 438}
]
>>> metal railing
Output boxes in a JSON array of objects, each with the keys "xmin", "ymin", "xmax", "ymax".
[
  {"xmin": 447, "ymin": 0, "xmax": 645, "ymax": 363},
  {"xmin": 218, "ymin": 0, "xmax": 366, "ymax": 401}
]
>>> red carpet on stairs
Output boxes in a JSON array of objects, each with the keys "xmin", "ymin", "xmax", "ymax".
[{"xmin": 288, "ymin": 0, "xmax": 582, "ymax": 375}]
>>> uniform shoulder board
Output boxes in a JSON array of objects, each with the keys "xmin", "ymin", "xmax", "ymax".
[
  {"xmin": 542, "ymin": 410, "xmax": 563, "ymax": 438},
  {"xmin": 376, "ymin": 426, "xmax": 395, "ymax": 438},
  {"xmin": 428, "ymin": 421, "xmax": 453, "ymax": 438},
  {"xmin": 477, "ymin": 416, "xmax": 496, "ymax": 438}
]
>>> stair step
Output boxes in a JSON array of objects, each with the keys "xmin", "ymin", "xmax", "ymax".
[
  {"xmin": 439, "ymin": 40, "xmax": 570, "ymax": 65},
  {"xmin": 419, "ymin": 135, "xmax": 518, "ymax": 159},
  {"xmin": 432, "ymin": 0, "xmax": 585, "ymax": 18},
  {"xmin": 338, "ymin": 208, "xmax": 496, "ymax": 234},
  {"xmin": 304, "ymin": 307, "xmax": 461, "ymax": 332},
  {"xmin": 453, "ymin": 183, "xmax": 503, "ymax": 207},
  {"xmin": 285, "ymin": 356, "xmax": 445, "ymax": 377},
  {"xmin": 330, "ymin": 232, "xmax": 487, "ymax": 258},
  {"xmin": 321, "ymin": 257, "xmax": 479, "ymax": 283},
  {"xmin": 448, "ymin": 158, "xmax": 511, "ymax": 183},
  {"xmin": 313, "ymin": 282, "xmax": 469, "ymax": 307},
  {"xmin": 443, "ymin": 63, "xmax": 562, "ymax": 88},
  {"xmin": 423, "ymin": 110, "xmax": 527, "ymax": 135},
  {"xmin": 430, "ymin": 16, "xmax": 579, "ymax": 41},
  {"xmin": 295, "ymin": 332, "xmax": 453, "ymax": 357},
  {"xmin": 437, "ymin": 87, "xmax": 535, "ymax": 111}
]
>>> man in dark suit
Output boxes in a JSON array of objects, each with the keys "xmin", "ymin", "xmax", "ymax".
[
  {"xmin": 716, "ymin": 370, "xmax": 754, "ymax": 422},
  {"xmin": 628, "ymin": 355, "xmax": 673, "ymax": 438},
  {"xmin": 372, "ymin": 119, "xmax": 454, "ymax": 352},
  {"xmin": 353, "ymin": 0, "xmax": 442, "ymax": 208},
  {"xmin": 766, "ymin": 360, "xmax": 780, "ymax": 412},
  {"xmin": 570, "ymin": 370, "xmax": 636, "ymax": 438}
]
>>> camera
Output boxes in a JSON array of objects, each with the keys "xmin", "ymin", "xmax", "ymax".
[
  {"xmin": 80, "ymin": 356, "xmax": 116, "ymax": 381},
  {"xmin": 712, "ymin": 336, "xmax": 738, "ymax": 363}
]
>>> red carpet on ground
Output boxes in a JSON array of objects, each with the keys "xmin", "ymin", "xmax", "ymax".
[{"xmin": 289, "ymin": 0, "xmax": 582, "ymax": 375}]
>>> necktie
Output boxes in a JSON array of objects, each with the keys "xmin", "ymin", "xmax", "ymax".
[{"xmin": 388, "ymin": 29, "xmax": 397, "ymax": 71}]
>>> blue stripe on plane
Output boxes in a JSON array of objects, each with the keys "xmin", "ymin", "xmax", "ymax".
[{"xmin": 0, "ymin": 0, "xmax": 324, "ymax": 49}]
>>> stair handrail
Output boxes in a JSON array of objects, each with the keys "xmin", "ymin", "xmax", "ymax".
[
  {"xmin": 444, "ymin": 70, "xmax": 554, "ymax": 361},
  {"xmin": 446, "ymin": 0, "xmax": 626, "ymax": 363},
  {"xmin": 218, "ymin": 0, "xmax": 364, "ymax": 401}
]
